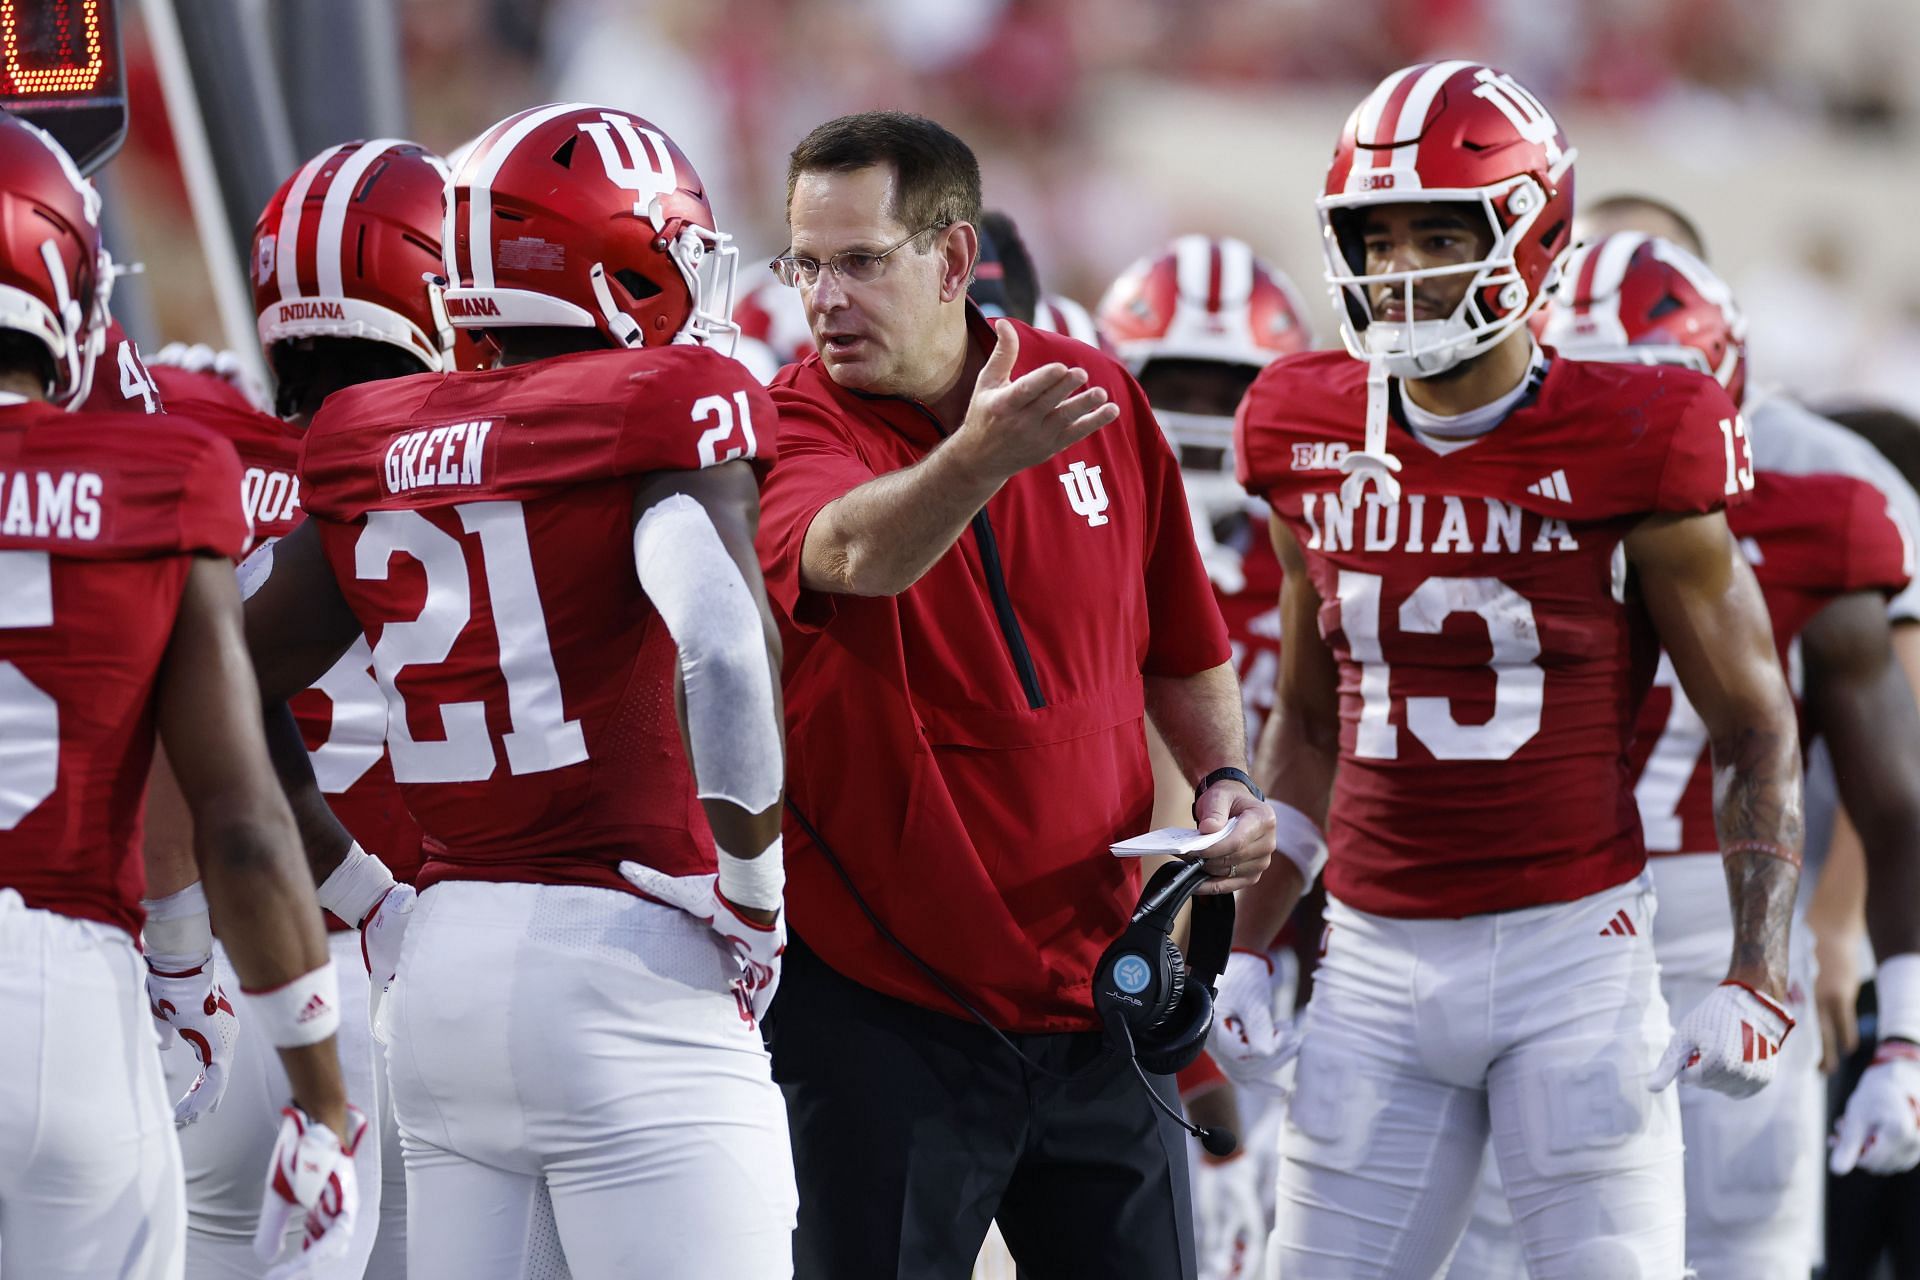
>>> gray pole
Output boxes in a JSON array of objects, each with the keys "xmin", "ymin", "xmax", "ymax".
[
  {"xmin": 274, "ymin": 0, "xmax": 410, "ymax": 154},
  {"xmin": 171, "ymin": 0, "xmax": 299, "ymax": 271}
]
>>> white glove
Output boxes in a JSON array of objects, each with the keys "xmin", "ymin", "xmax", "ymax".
[
  {"xmin": 1209, "ymin": 949, "xmax": 1300, "ymax": 1092},
  {"xmin": 1831, "ymin": 1041, "xmax": 1920, "ymax": 1175},
  {"xmin": 255, "ymin": 1103, "xmax": 368, "ymax": 1277},
  {"xmin": 1649, "ymin": 980, "xmax": 1795, "ymax": 1098},
  {"xmin": 150, "ymin": 341, "xmax": 272, "ymax": 412},
  {"xmin": 1195, "ymin": 1146, "xmax": 1267, "ymax": 1280},
  {"xmin": 146, "ymin": 960, "xmax": 239, "ymax": 1126},
  {"xmin": 359, "ymin": 882, "xmax": 416, "ymax": 1044},
  {"xmin": 620, "ymin": 862, "xmax": 784, "ymax": 1029}
]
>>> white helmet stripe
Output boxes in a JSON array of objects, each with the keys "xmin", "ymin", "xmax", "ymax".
[
  {"xmin": 1354, "ymin": 64, "xmax": 1419, "ymax": 159},
  {"xmin": 1173, "ymin": 234, "xmax": 1212, "ymax": 305},
  {"xmin": 1216, "ymin": 237, "xmax": 1254, "ymax": 307},
  {"xmin": 1385, "ymin": 60, "xmax": 1479, "ymax": 171},
  {"xmin": 314, "ymin": 138, "xmax": 411, "ymax": 299},
  {"xmin": 276, "ymin": 144, "xmax": 345, "ymax": 303},
  {"xmin": 465, "ymin": 102, "xmax": 595, "ymax": 291},
  {"xmin": 1586, "ymin": 232, "xmax": 1648, "ymax": 345}
]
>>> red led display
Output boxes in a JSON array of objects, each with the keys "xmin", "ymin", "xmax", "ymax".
[
  {"xmin": 2, "ymin": 0, "xmax": 110, "ymax": 98},
  {"xmin": 0, "ymin": 0, "xmax": 126, "ymax": 173}
]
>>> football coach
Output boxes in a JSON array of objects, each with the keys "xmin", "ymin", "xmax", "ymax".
[{"xmin": 755, "ymin": 110, "xmax": 1277, "ymax": 1280}]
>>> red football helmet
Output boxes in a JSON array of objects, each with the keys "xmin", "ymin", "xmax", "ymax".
[
  {"xmin": 441, "ymin": 103, "xmax": 737, "ymax": 351},
  {"xmin": 1320, "ymin": 61, "xmax": 1577, "ymax": 378},
  {"xmin": 1031, "ymin": 295, "xmax": 1110, "ymax": 352},
  {"xmin": 1098, "ymin": 235, "xmax": 1311, "ymax": 377},
  {"xmin": 0, "ymin": 115, "xmax": 111, "ymax": 406},
  {"xmin": 1541, "ymin": 232, "xmax": 1747, "ymax": 406},
  {"xmin": 253, "ymin": 138, "xmax": 486, "ymax": 375}
]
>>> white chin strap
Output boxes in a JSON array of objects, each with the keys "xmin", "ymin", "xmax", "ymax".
[
  {"xmin": 589, "ymin": 263, "xmax": 645, "ymax": 347},
  {"xmin": 1339, "ymin": 359, "xmax": 1402, "ymax": 507}
]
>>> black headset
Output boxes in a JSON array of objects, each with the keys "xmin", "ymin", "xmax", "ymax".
[
  {"xmin": 787, "ymin": 799, "xmax": 1240, "ymax": 1156},
  {"xmin": 1093, "ymin": 857, "xmax": 1234, "ymax": 1075}
]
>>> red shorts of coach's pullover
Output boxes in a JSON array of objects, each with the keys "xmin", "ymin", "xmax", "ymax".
[{"xmin": 758, "ymin": 307, "xmax": 1231, "ymax": 1033}]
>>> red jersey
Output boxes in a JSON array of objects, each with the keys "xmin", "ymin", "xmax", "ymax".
[
  {"xmin": 182, "ymin": 391, "xmax": 426, "ymax": 892},
  {"xmin": 299, "ymin": 344, "xmax": 775, "ymax": 895},
  {"xmin": 758, "ymin": 308, "xmax": 1231, "ymax": 1032},
  {"xmin": 1216, "ymin": 523, "xmax": 1284, "ymax": 749},
  {"xmin": 1631, "ymin": 470, "xmax": 1910, "ymax": 855},
  {"xmin": 0, "ymin": 400, "xmax": 247, "ymax": 936},
  {"xmin": 77, "ymin": 321, "xmax": 164, "ymax": 415},
  {"xmin": 1236, "ymin": 350, "xmax": 1747, "ymax": 919}
]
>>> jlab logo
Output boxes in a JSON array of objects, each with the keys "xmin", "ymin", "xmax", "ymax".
[{"xmin": 1059, "ymin": 460, "xmax": 1110, "ymax": 527}]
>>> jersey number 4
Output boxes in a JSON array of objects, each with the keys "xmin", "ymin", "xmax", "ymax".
[
  {"xmin": 356, "ymin": 501, "xmax": 586, "ymax": 784},
  {"xmin": 0, "ymin": 552, "xmax": 58, "ymax": 828}
]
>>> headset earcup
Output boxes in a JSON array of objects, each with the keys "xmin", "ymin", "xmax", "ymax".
[
  {"xmin": 1145, "ymin": 937, "xmax": 1187, "ymax": 1036},
  {"xmin": 1135, "ymin": 979, "xmax": 1214, "ymax": 1076}
]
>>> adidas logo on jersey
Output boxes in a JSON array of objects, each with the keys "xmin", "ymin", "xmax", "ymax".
[
  {"xmin": 1526, "ymin": 470, "xmax": 1572, "ymax": 502},
  {"xmin": 1599, "ymin": 909, "xmax": 1637, "ymax": 937}
]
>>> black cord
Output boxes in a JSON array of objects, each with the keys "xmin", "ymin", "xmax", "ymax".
[{"xmin": 784, "ymin": 796, "xmax": 1109, "ymax": 1084}]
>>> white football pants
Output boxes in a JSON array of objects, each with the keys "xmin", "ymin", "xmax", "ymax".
[
  {"xmin": 0, "ymin": 890, "xmax": 184, "ymax": 1279},
  {"xmin": 384, "ymin": 881, "xmax": 798, "ymax": 1280},
  {"xmin": 159, "ymin": 931, "xmax": 390, "ymax": 1278},
  {"xmin": 1445, "ymin": 855, "xmax": 1823, "ymax": 1280},
  {"xmin": 1269, "ymin": 873, "xmax": 1685, "ymax": 1280}
]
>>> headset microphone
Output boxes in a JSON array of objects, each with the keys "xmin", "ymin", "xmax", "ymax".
[{"xmin": 1109, "ymin": 1015, "xmax": 1238, "ymax": 1157}]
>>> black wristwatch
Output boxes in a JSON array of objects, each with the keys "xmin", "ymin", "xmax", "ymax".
[{"xmin": 1192, "ymin": 766, "xmax": 1264, "ymax": 820}]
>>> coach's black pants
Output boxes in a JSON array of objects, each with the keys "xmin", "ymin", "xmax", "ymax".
[{"xmin": 766, "ymin": 935, "xmax": 1198, "ymax": 1280}]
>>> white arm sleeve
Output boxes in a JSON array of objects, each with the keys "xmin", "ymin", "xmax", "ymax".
[{"xmin": 632, "ymin": 493, "xmax": 783, "ymax": 812}]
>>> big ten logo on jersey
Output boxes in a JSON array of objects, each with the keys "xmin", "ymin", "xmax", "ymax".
[
  {"xmin": 694, "ymin": 391, "xmax": 758, "ymax": 468},
  {"xmin": 1300, "ymin": 490, "xmax": 1580, "ymax": 556},
  {"xmin": 576, "ymin": 112, "xmax": 677, "ymax": 217},
  {"xmin": 241, "ymin": 466, "xmax": 301, "ymax": 529}
]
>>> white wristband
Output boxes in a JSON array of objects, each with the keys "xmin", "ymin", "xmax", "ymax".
[
  {"xmin": 1268, "ymin": 799, "xmax": 1329, "ymax": 887},
  {"xmin": 716, "ymin": 834, "xmax": 784, "ymax": 913},
  {"xmin": 1878, "ymin": 952, "xmax": 1920, "ymax": 1043},
  {"xmin": 141, "ymin": 881, "xmax": 212, "ymax": 972},
  {"xmin": 242, "ymin": 961, "xmax": 341, "ymax": 1048},
  {"xmin": 316, "ymin": 842, "xmax": 397, "ymax": 929}
]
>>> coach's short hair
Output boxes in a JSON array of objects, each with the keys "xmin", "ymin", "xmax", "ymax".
[{"xmin": 786, "ymin": 111, "xmax": 983, "ymax": 233}]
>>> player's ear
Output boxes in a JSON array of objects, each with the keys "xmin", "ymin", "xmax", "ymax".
[{"xmin": 939, "ymin": 222, "xmax": 978, "ymax": 304}]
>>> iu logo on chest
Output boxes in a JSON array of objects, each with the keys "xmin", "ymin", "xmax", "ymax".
[{"xmin": 1058, "ymin": 459, "xmax": 1110, "ymax": 528}]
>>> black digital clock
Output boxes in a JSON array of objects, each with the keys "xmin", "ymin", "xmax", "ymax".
[{"xmin": 0, "ymin": 0, "xmax": 127, "ymax": 174}]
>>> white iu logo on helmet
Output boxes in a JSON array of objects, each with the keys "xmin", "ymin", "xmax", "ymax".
[
  {"xmin": 1059, "ymin": 460, "xmax": 1110, "ymax": 528},
  {"xmin": 576, "ymin": 112, "xmax": 679, "ymax": 219},
  {"xmin": 1470, "ymin": 69, "xmax": 1562, "ymax": 165}
]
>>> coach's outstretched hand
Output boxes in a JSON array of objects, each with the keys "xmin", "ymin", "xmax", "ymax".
[{"xmin": 950, "ymin": 320, "xmax": 1121, "ymax": 481}]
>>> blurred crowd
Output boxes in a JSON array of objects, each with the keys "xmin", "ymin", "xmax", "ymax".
[{"xmin": 104, "ymin": 0, "xmax": 1920, "ymax": 417}]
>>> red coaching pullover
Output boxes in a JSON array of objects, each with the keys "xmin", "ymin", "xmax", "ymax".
[{"xmin": 759, "ymin": 308, "xmax": 1231, "ymax": 1033}]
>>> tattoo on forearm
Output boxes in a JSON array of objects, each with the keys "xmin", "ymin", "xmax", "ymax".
[{"xmin": 1713, "ymin": 727, "xmax": 1804, "ymax": 989}]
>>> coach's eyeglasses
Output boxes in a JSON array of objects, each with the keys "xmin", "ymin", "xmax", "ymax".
[{"xmin": 769, "ymin": 222, "xmax": 951, "ymax": 288}]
